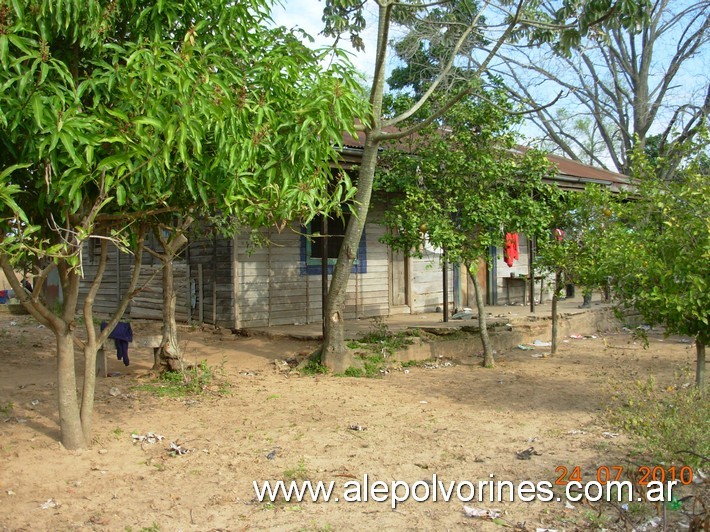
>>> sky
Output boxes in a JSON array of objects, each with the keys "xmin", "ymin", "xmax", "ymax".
[
  {"xmin": 271, "ymin": 0, "xmax": 380, "ymax": 81},
  {"xmin": 270, "ymin": 0, "xmax": 709, "ymax": 170},
  {"xmin": 270, "ymin": 0, "xmax": 552, "ymax": 143}
]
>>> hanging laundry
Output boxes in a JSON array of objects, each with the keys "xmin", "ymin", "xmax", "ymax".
[
  {"xmin": 554, "ymin": 228, "xmax": 565, "ymax": 242},
  {"xmin": 0, "ymin": 290, "xmax": 7, "ymax": 304},
  {"xmin": 101, "ymin": 321, "xmax": 133, "ymax": 366},
  {"xmin": 504, "ymin": 232, "xmax": 519, "ymax": 267}
]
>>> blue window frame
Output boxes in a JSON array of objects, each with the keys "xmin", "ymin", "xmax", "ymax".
[{"xmin": 300, "ymin": 215, "xmax": 367, "ymax": 275}]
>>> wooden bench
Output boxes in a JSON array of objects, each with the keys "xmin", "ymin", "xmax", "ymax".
[{"xmin": 96, "ymin": 334, "xmax": 163, "ymax": 377}]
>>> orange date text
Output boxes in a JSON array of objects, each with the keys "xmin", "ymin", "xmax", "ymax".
[{"xmin": 555, "ymin": 465, "xmax": 693, "ymax": 486}]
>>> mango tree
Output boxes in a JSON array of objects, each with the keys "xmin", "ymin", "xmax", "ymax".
[{"xmin": 0, "ymin": 0, "xmax": 364, "ymax": 449}]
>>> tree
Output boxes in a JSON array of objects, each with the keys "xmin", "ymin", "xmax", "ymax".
[
  {"xmin": 378, "ymin": 92, "xmax": 558, "ymax": 367},
  {"xmin": 0, "ymin": 0, "xmax": 365, "ymax": 449},
  {"xmin": 319, "ymin": 0, "xmax": 651, "ymax": 371},
  {"xmin": 606, "ymin": 146, "xmax": 709, "ymax": 389},
  {"xmin": 497, "ymin": 0, "xmax": 709, "ymax": 180},
  {"xmin": 535, "ymin": 186, "xmax": 615, "ymax": 355}
]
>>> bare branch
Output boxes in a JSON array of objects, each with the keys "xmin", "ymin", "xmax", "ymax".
[{"xmin": 382, "ymin": 0, "xmax": 527, "ymax": 137}]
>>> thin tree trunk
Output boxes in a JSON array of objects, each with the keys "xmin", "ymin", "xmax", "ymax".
[
  {"xmin": 321, "ymin": 1, "xmax": 391, "ymax": 372},
  {"xmin": 80, "ymin": 241, "xmax": 108, "ymax": 440},
  {"xmin": 468, "ymin": 262, "xmax": 494, "ymax": 367},
  {"xmin": 158, "ymin": 257, "xmax": 182, "ymax": 372},
  {"xmin": 321, "ymin": 135, "xmax": 380, "ymax": 372},
  {"xmin": 154, "ymin": 226, "xmax": 189, "ymax": 372},
  {"xmin": 56, "ymin": 258, "xmax": 86, "ymax": 449},
  {"xmin": 56, "ymin": 330, "xmax": 86, "ymax": 449},
  {"xmin": 551, "ymin": 270, "xmax": 561, "ymax": 356},
  {"xmin": 80, "ymin": 229, "xmax": 145, "ymax": 443},
  {"xmin": 697, "ymin": 340, "xmax": 706, "ymax": 391}
]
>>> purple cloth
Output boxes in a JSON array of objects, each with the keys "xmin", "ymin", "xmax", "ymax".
[{"xmin": 101, "ymin": 321, "xmax": 133, "ymax": 366}]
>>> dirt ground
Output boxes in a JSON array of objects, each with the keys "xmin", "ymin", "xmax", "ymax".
[{"xmin": 0, "ymin": 310, "xmax": 705, "ymax": 531}]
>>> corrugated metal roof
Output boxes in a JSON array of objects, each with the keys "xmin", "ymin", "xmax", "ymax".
[{"xmin": 338, "ymin": 128, "xmax": 631, "ymax": 191}]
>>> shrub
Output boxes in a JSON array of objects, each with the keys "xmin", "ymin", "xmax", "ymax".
[{"xmin": 607, "ymin": 376, "xmax": 708, "ymax": 469}]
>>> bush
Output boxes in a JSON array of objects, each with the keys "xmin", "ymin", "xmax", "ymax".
[
  {"xmin": 134, "ymin": 360, "xmax": 230, "ymax": 398},
  {"xmin": 607, "ymin": 376, "xmax": 709, "ymax": 469}
]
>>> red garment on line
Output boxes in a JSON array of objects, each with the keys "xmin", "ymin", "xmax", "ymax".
[{"xmin": 504, "ymin": 232, "xmax": 519, "ymax": 267}]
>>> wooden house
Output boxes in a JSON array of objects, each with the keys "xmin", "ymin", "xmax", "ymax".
[{"xmin": 71, "ymin": 138, "xmax": 630, "ymax": 328}]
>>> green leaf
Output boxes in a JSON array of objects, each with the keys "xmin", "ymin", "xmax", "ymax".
[
  {"xmin": 59, "ymin": 131, "xmax": 80, "ymax": 165},
  {"xmin": 116, "ymin": 184, "xmax": 126, "ymax": 206},
  {"xmin": 31, "ymin": 93, "xmax": 44, "ymax": 128},
  {"xmin": 97, "ymin": 153, "xmax": 131, "ymax": 171},
  {"xmin": 134, "ymin": 116, "xmax": 164, "ymax": 130},
  {"xmin": 0, "ymin": 35, "xmax": 8, "ymax": 69}
]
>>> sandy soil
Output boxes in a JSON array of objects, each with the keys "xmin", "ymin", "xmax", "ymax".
[{"xmin": 0, "ymin": 310, "xmax": 705, "ymax": 531}]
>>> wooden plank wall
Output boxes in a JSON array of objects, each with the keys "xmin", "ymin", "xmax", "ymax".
[
  {"xmin": 410, "ymin": 249, "xmax": 455, "ymax": 313},
  {"xmin": 78, "ymin": 237, "xmax": 195, "ymax": 322},
  {"xmin": 187, "ymin": 236, "xmax": 235, "ymax": 327},
  {"xmin": 78, "ymin": 242, "xmax": 134, "ymax": 317},
  {"xmin": 349, "ymin": 217, "xmax": 389, "ymax": 319},
  {"xmin": 130, "ymin": 263, "xmax": 190, "ymax": 322},
  {"xmin": 235, "ymin": 211, "xmax": 391, "ymax": 328}
]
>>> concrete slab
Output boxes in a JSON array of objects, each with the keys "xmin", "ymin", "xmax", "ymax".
[{"xmin": 241, "ymin": 295, "xmax": 615, "ymax": 343}]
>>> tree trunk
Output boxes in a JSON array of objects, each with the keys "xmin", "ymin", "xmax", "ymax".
[
  {"xmin": 468, "ymin": 262, "xmax": 494, "ymax": 367},
  {"xmin": 551, "ymin": 270, "xmax": 561, "ymax": 356},
  {"xmin": 1, "ymin": 228, "xmax": 146, "ymax": 450},
  {"xmin": 3, "ymin": 251, "xmax": 87, "ymax": 449},
  {"xmin": 158, "ymin": 256, "xmax": 183, "ymax": 372},
  {"xmin": 697, "ymin": 340, "xmax": 706, "ymax": 391},
  {"xmin": 321, "ymin": 1, "xmax": 390, "ymax": 372},
  {"xmin": 80, "ymin": 342, "xmax": 98, "ymax": 440},
  {"xmin": 153, "ymin": 226, "xmax": 189, "ymax": 372},
  {"xmin": 321, "ymin": 135, "xmax": 380, "ymax": 372},
  {"xmin": 80, "ymin": 240, "xmax": 108, "ymax": 441},
  {"xmin": 56, "ymin": 331, "xmax": 87, "ymax": 449}
]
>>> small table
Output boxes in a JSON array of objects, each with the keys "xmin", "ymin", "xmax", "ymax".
[
  {"xmin": 504, "ymin": 276, "xmax": 546, "ymax": 305},
  {"xmin": 504, "ymin": 277, "xmax": 527, "ymax": 305}
]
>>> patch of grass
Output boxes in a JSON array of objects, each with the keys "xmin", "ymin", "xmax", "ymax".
[
  {"xmin": 112, "ymin": 427, "xmax": 124, "ymax": 439},
  {"xmin": 606, "ymin": 372, "xmax": 709, "ymax": 470},
  {"xmin": 0, "ymin": 401, "xmax": 13, "ymax": 416},
  {"xmin": 340, "ymin": 318, "xmax": 418, "ymax": 377},
  {"xmin": 283, "ymin": 459, "xmax": 309, "ymax": 482},
  {"xmin": 362, "ymin": 354, "xmax": 386, "ymax": 377},
  {"xmin": 299, "ymin": 359, "xmax": 329, "ymax": 375},
  {"xmin": 342, "ymin": 367, "xmax": 364, "ymax": 377},
  {"xmin": 354, "ymin": 317, "xmax": 415, "ymax": 357},
  {"xmin": 339, "ymin": 353, "xmax": 388, "ymax": 378},
  {"xmin": 133, "ymin": 360, "xmax": 229, "ymax": 398},
  {"xmin": 592, "ymin": 440, "xmax": 611, "ymax": 453},
  {"xmin": 580, "ymin": 509, "xmax": 611, "ymax": 529}
]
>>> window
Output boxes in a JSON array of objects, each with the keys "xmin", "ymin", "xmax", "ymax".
[
  {"xmin": 300, "ymin": 214, "xmax": 367, "ymax": 275},
  {"xmin": 309, "ymin": 214, "xmax": 347, "ymax": 260}
]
